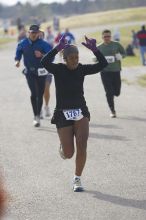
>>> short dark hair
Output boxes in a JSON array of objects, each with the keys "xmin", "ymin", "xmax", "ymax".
[
  {"xmin": 102, "ymin": 29, "xmax": 111, "ymax": 35},
  {"xmin": 63, "ymin": 45, "xmax": 79, "ymax": 60}
]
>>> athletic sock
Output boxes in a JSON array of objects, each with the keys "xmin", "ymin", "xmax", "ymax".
[{"xmin": 74, "ymin": 175, "xmax": 81, "ymax": 180}]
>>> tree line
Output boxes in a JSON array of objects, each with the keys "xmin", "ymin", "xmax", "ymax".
[{"xmin": 0, "ymin": 0, "xmax": 146, "ymax": 24}]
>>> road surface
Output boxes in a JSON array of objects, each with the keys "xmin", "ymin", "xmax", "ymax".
[{"xmin": 0, "ymin": 30, "xmax": 146, "ymax": 220}]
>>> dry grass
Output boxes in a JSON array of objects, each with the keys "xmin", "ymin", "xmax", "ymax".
[
  {"xmin": 0, "ymin": 37, "xmax": 15, "ymax": 48},
  {"xmin": 137, "ymin": 74, "xmax": 146, "ymax": 87},
  {"xmin": 59, "ymin": 7, "xmax": 146, "ymax": 29},
  {"xmin": 88, "ymin": 24, "xmax": 143, "ymax": 67}
]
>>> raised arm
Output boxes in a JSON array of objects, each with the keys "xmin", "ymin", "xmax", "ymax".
[
  {"xmin": 41, "ymin": 48, "xmax": 58, "ymax": 73},
  {"xmin": 41, "ymin": 35, "xmax": 68, "ymax": 73},
  {"xmin": 81, "ymin": 36, "xmax": 108, "ymax": 75}
]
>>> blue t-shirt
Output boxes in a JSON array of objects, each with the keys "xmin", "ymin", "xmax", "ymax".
[
  {"xmin": 15, "ymin": 38, "xmax": 52, "ymax": 70},
  {"xmin": 62, "ymin": 32, "xmax": 75, "ymax": 44}
]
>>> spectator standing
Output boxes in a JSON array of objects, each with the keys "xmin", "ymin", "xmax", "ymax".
[
  {"xmin": 131, "ymin": 30, "xmax": 138, "ymax": 49},
  {"xmin": 45, "ymin": 26, "xmax": 54, "ymax": 48},
  {"xmin": 113, "ymin": 28, "xmax": 120, "ymax": 42},
  {"xmin": 137, "ymin": 25, "xmax": 146, "ymax": 65}
]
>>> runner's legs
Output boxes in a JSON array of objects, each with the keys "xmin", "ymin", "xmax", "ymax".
[
  {"xmin": 57, "ymin": 126, "xmax": 75, "ymax": 158},
  {"xmin": 74, "ymin": 117, "xmax": 89, "ymax": 176}
]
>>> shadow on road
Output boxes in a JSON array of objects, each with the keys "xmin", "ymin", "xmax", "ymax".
[
  {"xmin": 89, "ymin": 132, "xmax": 129, "ymax": 141},
  {"xmin": 118, "ymin": 116, "xmax": 146, "ymax": 122},
  {"xmin": 85, "ymin": 190, "xmax": 146, "ymax": 210},
  {"xmin": 90, "ymin": 123, "xmax": 121, "ymax": 129},
  {"xmin": 37, "ymin": 126, "xmax": 56, "ymax": 133}
]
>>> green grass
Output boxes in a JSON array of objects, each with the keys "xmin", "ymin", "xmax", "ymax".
[
  {"xmin": 0, "ymin": 26, "xmax": 17, "ymax": 47},
  {"xmin": 84, "ymin": 24, "xmax": 140, "ymax": 45},
  {"xmin": 57, "ymin": 7, "xmax": 145, "ymax": 67},
  {"xmin": 41, "ymin": 7, "xmax": 146, "ymax": 30},
  {"xmin": 0, "ymin": 37, "xmax": 15, "ymax": 49},
  {"xmin": 137, "ymin": 74, "xmax": 146, "ymax": 87},
  {"xmin": 59, "ymin": 7, "xmax": 146, "ymax": 29},
  {"xmin": 88, "ymin": 24, "xmax": 142, "ymax": 67},
  {"xmin": 121, "ymin": 78, "xmax": 134, "ymax": 85},
  {"xmin": 122, "ymin": 55, "xmax": 141, "ymax": 67},
  {"xmin": 0, "ymin": 38, "xmax": 14, "ymax": 44},
  {"xmin": 122, "ymin": 74, "xmax": 146, "ymax": 88},
  {"xmin": 0, "ymin": 7, "xmax": 145, "ymax": 68}
]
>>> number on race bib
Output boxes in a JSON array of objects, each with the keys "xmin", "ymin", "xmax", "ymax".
[
  {"xmin": 38, "ymin": 68, "xmax": 48, "ymax": 76},
  {"xmin": 63, "ymin": 109, "xmax": 83, "ymax": 121},
  {"xmin": 105, "ymin": 56, "xmax": 115, "ymax": 63}
]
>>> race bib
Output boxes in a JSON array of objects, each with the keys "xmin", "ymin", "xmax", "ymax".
[
  {"xmin": 105, "ymin": 56, "xmax": 115, "ymax": 63},
  {"xmin": 38, "ymin": 68, "xmax": 48, "ymax": 76},
  {"xmin": 63, "ymin": 109, "xmax": 83, "ymax": 121}
]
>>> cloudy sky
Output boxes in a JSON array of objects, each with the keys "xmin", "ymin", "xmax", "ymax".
[{"xmin": 0, "ymin": 0, "xmax": 66, "ymax": 5}]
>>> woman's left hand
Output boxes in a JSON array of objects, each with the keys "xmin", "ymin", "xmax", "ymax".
[{"xmin": 82, "ymin": 36, "xmax": 97, "ymax": 52}]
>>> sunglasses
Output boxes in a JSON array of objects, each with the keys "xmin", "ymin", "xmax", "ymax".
[{"xmin": 103, "ymin": 35, "xmax": 111, "ymax": 38}]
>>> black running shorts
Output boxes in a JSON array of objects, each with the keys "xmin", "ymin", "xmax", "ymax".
[{"xmin": 51, "ymin": 106, "xmax": 90, "ymax": 129}]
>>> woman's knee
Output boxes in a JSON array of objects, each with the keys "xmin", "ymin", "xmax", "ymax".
[
  {"xmin": 65, "ymin": 153, "xmax": 74, "ymax": 159},
  {"xmin": 63, "ymin": 147, "xmax": 74, "ymax": 159}
]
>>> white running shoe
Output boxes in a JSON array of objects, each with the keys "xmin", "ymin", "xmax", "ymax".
[
  {"xmin": 59, "ymin": 144, "xmax": 66, "ymax": 159},
  {"xmin": 73, "ymin": 178, "xmax": 84, "ymax": 192},
  {"xmin": 110, "ymin": 111, "xmax": 116, "ymax": 118},
  {"xmin": 59, "ymin": 144, "xmax": 66, "ymax": 160},
  {"xmin": 40, "ymin": 110, "xmax": 43, "ymax": 119},
  {"xmin": 33, "ymin": 116, "xmax": 40, "ymax": 127},
  {"xmin": 44, "ymin": 106, "xmax": 51, "ymax": 117}
]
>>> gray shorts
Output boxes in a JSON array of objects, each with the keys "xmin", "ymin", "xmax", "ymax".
[{"xmin": 46, "ymin": 73, "xmax": 53, "ymax": 84}]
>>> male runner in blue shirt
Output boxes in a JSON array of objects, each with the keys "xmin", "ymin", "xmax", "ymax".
[{"xmin": 15, "ymin": 24, "xmax": 52, "ymax": 127}]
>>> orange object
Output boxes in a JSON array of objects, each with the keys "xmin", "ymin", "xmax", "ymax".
[{"xmin": 0, "ymin": 178, "xmax": 7, "ymax": 218}]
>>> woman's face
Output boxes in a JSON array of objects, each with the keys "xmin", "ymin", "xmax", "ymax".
[{"xmin": 65, "ymin": 53, "xmax": 79, "ymax": 70}]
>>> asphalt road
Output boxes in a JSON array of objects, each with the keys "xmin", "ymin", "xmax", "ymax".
[{"xmin": 0, "ymin": 35, "xmax": 146, "ymax": 220}]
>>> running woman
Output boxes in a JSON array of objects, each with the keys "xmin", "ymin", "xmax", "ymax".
[{"xmin": 41, "ymin": 35, "xmax": 108, "ymax": 192}]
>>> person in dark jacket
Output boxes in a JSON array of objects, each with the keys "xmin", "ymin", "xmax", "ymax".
[
  {"xmin": 41, "ymin": 35, "xmax": 108, "ymax": 192},
  {"xmin": 137, "ymin": 25, "xmax": 146, "ymax": 65},
  {"xmin": 15, "ymin": 24, "xmax": 52, "ymax": 127}
]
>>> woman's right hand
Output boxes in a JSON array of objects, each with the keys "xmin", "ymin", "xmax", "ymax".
[{"xmin": 56, "ymin": 35, "xmax": 68, "ymax": 52}]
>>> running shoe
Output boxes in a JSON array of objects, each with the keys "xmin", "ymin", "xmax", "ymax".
[
  {"xmin": 40, "ymin": 110, "xmax": 43, "ymax": 119},
  {"xmin": 110, "ymin": 111, "xmax": 116, "ymax": 118},
  {"xmin": 73, "ymin": 178, "xmax": 84, "ymax": 192},
  {"xmin": 44, "ymin": 106, "xmax": 51, "ymax": 117},
  {"xmin": 59, "ymin": 144, "xmax": 66, "ymax": 159},
  {"xmin": 33, "ymin": 116, "xmax": 40, "ymax": 127}
]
